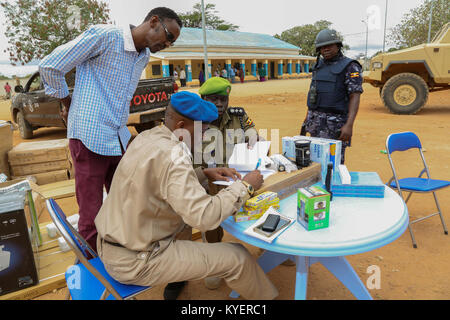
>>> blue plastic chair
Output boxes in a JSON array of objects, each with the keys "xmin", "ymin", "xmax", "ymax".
[
  {"xmin": 45, "ymin": 198, "xmax": 151, "ymax": 300},
  {"xmin": 386, "ymin": 132, "xmax": 449, "ymax": 248}
]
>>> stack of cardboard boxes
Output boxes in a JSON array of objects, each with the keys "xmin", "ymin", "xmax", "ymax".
[
  {"xmin": 0, "ymin": 121, "xmax": 13, "ymax": 178},
  {"xmin": 282, "ymin": 135, "xmax": 342, "ymax": 183},
  {"xmin": 8, "ymin": 139, "xmax": 73, "ymax": 185}
]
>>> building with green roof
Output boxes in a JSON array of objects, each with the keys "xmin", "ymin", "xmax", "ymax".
[{"xmin": 145, "ymin": 27, "xmax": 315, "ymax": 86}]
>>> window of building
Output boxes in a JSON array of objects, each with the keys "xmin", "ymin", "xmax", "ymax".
[{"xmin": 152, "ymin": 65, "xmax": 161, "ymax": 76}]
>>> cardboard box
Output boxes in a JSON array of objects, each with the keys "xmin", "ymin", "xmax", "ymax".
[
  {"xmin": 331, "ymin": 171, "xmax": 385, "ymax": 198},
  {"xmin": 0, "ymin": 121, "xmax": 13, "ymax": 178},
  {"xmin": 13, "ymin": 169, "xmax": 70, "ymax": 186},
  {"xmin": 8, "ymin": 139, "xmax": 69, "ymax": 166},
  {"xmin": 234, "ymin": 209, "xmax": 265, "ymax": 222},
  {"xmin": 10, "ymin": 159, "xmax": 71, "ymax": 177},
  {"xmin": 235, "ymin": 192, "xmax": 280, "ymax": 222},
  {"xmin": 297, "ymin": 185, "xmax": 330, "ymax": 231},
  {"xmin": 283, "ymin": 135, "xmax": 342, "ymax": 183},
  {"xmin": 0, "ymin": 198, "xmax": 39, "ymax": 296},
  {"xmin": 0, "ymin": 179, "xmax": 42, "ymax": 248},
  {"xmin": 294, "ymin": 135, "xmax": 342, "ymax": 170},
  {"xmin": 0, "ymin": 220, "xmax": 75, "ymax": 300},
  {"xmin": 255, "ymin": 162, "xmax": 321, "ymax": 200},
  {"xmin": 282, "ymin": 137, "xmax": 297, "ymax": 162}
]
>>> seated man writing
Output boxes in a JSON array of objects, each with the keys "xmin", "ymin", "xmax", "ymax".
[
  {"xmin": 197, "ymin": 77, "xmax": 272, "ymax": 289},
  {"xmin": 94, "ymin": 91, "xmax": 278, "ymax": 300}
]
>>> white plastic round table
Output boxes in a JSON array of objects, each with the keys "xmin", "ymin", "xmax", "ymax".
[{"xmin": 222, "ymin": 186, "xmax": 409, "ymax": 300}]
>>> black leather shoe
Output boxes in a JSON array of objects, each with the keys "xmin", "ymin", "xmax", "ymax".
[{"xmin": 163, "ymin": 281, "xmax": 186, "ymax": 300}]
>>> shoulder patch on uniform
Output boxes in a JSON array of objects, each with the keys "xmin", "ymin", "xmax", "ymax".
[
  {"xmin": 350, "ymin": 72, "xmax": 360, "ymax": 78},
  {"xmin": 228, "ymin": 107, "xmax": 245, "ymax": 116},
  {"xmin": 245, "ymin": 118, "xmax": 254, "ymax": 126}
]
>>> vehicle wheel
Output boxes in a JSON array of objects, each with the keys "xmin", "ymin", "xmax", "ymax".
[
  {"xmin": 134, "ymin": 121, "xmax": 160, "ymax": 134},
  {"xmin": 17, "ymin": 111, "xmax": 33, "ymax": 139},
  {"xmin": 381, "ymin": 73, "xmax": 429, "ymax": 115}
]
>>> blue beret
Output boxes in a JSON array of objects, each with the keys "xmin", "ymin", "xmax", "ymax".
[{"xmin": 170, "ymin": 91, "xmax": 218, "ymax": 122}]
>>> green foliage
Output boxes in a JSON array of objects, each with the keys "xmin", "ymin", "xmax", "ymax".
[
  {"xmin": 1, "ymin": 0, "xmax": 111, "ymax": 65},
  {"xmin": 178, "ymin": 2, "xmax": 239, "ymax": 31},
  {"xmin": 388, "ymin": 0, "xmax": 450, "ymax": 48},
  {"xmin": 371, "ymin": 50, "xmax": 383, "ymax": 59},
  {"xmin": 274, "ymin": 20, "xmax": 349, "ymax": 56}
]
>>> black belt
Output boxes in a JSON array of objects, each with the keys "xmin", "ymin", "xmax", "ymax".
[
  {"xmin": 103, "ymin": 239, "xmax": 125, "ymax": 248},
  {"xmin": 311, "ymin": 107, "xmax": 348, "ymax": 115}
]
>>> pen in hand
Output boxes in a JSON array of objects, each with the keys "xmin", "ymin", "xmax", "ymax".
[{"xmin": 255, "ymin": 158, "xmax": 261, "ymax": 170}]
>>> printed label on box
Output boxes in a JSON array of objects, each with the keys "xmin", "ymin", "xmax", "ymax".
[{"xmin": 297, "ymin": 185, "xmax": 330, "ymax": 231}]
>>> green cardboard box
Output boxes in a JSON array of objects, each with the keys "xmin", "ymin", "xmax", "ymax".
[{"xmin": 297, "ymin": 185, "xmax": 330, "ymax": 231}]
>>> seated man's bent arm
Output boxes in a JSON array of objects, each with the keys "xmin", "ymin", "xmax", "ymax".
[
  {"xmin": 193, "ymin": 166, "xmax": 207, "ymax": 184},
  {"xmin": 163, "ymin": 160, "xmax": 249, "ymax": 232}
]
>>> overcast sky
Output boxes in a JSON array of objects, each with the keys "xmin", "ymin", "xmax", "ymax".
[{"xmin": 0, "ymin": 0, "xmax": 426, "ymax": 62}]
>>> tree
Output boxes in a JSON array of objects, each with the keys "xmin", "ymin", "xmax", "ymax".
[
  {"xmin": 370, "ymin": 51, "xmax": 382, "ymax": 59},
  {"xmin": 1, "ymin": 0, "xmax": 111, "ymax": 65},
  {"xmin": 274, "ymin": 20, "xmax": 349, "ymax": 56},
  {"xmin": 388, "ymin": 0, "xmax": 449, "ymax": 48},
  {"xmin": 178, "ymin": 2, "xmax": 238, "ymax": 31}
]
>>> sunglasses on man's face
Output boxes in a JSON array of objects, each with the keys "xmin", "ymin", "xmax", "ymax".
[{"xmin": 159, "ymin": 18, "xmax": 175, "ymax": 45}]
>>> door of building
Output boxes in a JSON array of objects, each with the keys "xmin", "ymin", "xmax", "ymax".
[{"xmin": 270, "ymin": 61, "xmax": 275, "ymax": 79}]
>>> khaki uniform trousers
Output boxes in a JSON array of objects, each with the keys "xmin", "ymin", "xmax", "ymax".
[
  {"xmin": 98, "ymin": 227, "xmax": 278, "ymax": 300},
  {"xmin": 204, "ymin": 181, "xmax": 226, "ymax": 243}
]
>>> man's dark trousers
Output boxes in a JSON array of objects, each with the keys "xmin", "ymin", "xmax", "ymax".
[{"xmin": 69, "ymin": 139, "xmax": 122, "ymax": 253}]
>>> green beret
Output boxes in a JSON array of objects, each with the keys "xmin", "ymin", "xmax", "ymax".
[{"xmin": 199, "ymin": 77, "xmax": 231, "ymax": 96}]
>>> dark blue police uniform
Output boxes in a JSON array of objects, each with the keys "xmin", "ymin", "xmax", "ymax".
[{"xmin": 304, "ymin": 52, "xmax": 363, "ymax": 163}]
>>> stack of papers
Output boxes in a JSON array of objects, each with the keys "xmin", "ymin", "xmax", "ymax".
[
  {"xmin": 243, "ymin": 207, "xmax": 295, "ymax": 243},
  {"xmin": 213, "ymin": 141, "xmax": 275, "ymax": 186},
  {"xmin": 228, "ymin": 141, "xmax": 271, "ymax": 171},
  {"xmin": 213, "ymin": 170, "xmax": 276, "ymax": 186}
]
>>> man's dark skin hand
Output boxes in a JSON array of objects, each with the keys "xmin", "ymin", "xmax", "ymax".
[
  {"xmin": 242, "ymin": 170, "xmax": 264, "ymax": 190},
  {"xmin": 203, "ymin": 168, "xmax": 264, "ymax": 191},
  {"xmin": 338, "ymin": 93, "xmax": 360, "ymax": 142},
  {"xmin": 60, "ymin": 96, "xmax": 72, "ymax": 126},
  {"xmin": 203, "ymin": 167, "xmax": 241, "ymax": 182}
]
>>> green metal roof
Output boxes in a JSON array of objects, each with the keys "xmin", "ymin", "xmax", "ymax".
[{"xmin": 173, "ymin": 27, "xmax": 300, "ymax": 50}]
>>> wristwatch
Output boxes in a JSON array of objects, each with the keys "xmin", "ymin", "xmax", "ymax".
[{"xmin": 241, "ymin": 180, "xmax": 255, "ymax": 196}]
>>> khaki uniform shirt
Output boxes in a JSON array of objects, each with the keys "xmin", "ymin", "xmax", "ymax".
[
  {"xmin": 199, "ymin": 108, "xmax": 257, "ymax": 168},
  {"xmin": 94, "ymin": 125, "xmax": 250, "ymax": 253}
]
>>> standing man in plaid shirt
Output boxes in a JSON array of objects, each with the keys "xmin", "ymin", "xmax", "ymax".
[{"xmin": 39, "ymin": 7, "xmax": 182, "ymax": 253}]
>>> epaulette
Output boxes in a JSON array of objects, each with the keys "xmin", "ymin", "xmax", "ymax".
[{"xmin": 228, "ymin": 107, "xmax": 246, "ymax": 117}]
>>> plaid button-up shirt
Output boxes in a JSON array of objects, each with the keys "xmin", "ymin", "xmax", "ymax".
[{"xmin": 39, "ymin": 24, "xmax": 150, "ymax": 156}]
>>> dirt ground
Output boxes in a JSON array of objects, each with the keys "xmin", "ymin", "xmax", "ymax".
[{"xmin": 0, "ymin": 78, "xmax": 449, "ymax": 300}]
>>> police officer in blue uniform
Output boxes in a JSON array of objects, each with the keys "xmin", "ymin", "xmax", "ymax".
[{"xmin": 301, "ymin": 29, "xmax": 363, "ymax": 164}]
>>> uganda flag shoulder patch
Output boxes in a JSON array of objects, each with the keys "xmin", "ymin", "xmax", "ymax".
[
  {"xmin": 350, "ymin": 72, "xmax": 360, "ymax": 78},
  {"xmin": 245, "ymin": 118, "xmax": 254, "ymax": 126}
]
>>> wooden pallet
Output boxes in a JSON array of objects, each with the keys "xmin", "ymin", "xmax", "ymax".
[{"xmin": 36, "ymin": 179, "xmax": 75, "ymax": 200}]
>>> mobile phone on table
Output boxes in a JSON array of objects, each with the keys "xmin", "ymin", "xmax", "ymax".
[
  {"xmin": 254, "ymin": 215, "xmax": 291, "ymax": 238},
  {"xmin": 262, "ymin": 214, "xmax": 280, "ymax": 232}
]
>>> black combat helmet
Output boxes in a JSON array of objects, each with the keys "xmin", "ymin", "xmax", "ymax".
[{"xmin": 315, "ymin": 29, "xmax": 343, "ymax": 51}]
